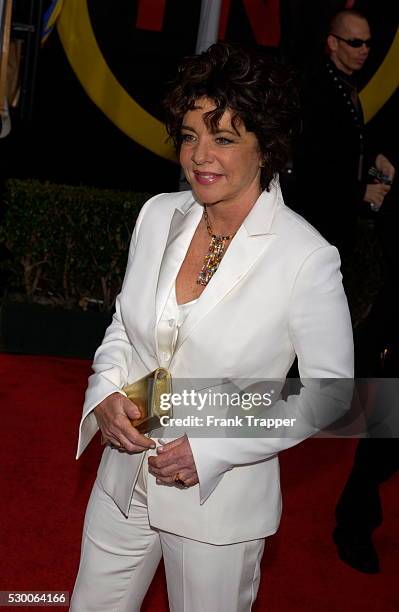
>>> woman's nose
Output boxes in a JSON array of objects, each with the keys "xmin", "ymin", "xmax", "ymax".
[{"xmin": 191, "ymin": 140, "xmax": 213, "ymax": 165}]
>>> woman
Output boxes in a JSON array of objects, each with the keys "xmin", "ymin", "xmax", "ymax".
[{"xmin": 71, "ymin": 43, "xmax": 353, "ymax": 611}]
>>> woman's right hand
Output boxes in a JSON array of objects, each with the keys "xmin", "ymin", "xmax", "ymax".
[{"xmin": 94, "ymin": 392, "xmax": 156, "ymax": 453}]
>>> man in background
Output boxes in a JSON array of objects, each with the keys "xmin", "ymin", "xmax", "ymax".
[
  {"xmin": 292, "ymin": 8, "xmax": 397, "ymax": 575},
  {"xmin": 293, "ymin": 9, "xmax": 394, "ymax": 258}
]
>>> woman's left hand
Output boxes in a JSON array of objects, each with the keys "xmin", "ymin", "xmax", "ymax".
[{"xmin": 148, "ymin": 435, "xmax": 199, "ymax": 488}]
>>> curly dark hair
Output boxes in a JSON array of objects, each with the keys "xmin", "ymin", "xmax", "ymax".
[{"xmin": 164, "ymin": 43, "xmax": 300, "ymax": 191}]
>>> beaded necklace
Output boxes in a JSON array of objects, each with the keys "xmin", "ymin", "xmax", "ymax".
[{"xmin": 197, "ymin": 206, "xmax": 235, "ymax": 286}]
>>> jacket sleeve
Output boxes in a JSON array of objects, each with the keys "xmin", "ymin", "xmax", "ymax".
[
  {"xmin": 76, "ymin": 194, "xmax": 163, "ymax": 458},
  {"xmin": 189, "ymin": 245, "xmax": 354, "ymax": 503}
]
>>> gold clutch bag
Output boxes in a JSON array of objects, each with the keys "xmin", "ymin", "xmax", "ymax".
[{"xmin": 123, "ymin": 367, "xmax": 172, "ymax": 433}]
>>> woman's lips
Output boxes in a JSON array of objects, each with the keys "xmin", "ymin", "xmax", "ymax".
[{"xmin": 193, "ymin": 171, "xmax": 223, "ymax": 185}]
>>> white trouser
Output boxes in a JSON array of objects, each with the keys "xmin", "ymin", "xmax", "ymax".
[{"xmin": 70, "ymin": 474, "xmax": 265, "ymax": 612}]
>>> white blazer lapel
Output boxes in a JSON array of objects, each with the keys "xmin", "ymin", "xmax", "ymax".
[
  {"xmin": 173, "ymin": 187, "xmax": 281, "ymax": 357},
  {"xmin": 155, "ymin": 200, "xmax": 203, "ymax": 326}
]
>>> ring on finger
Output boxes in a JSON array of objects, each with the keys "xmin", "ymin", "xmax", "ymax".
[{"xmin": 174, "ymin": 473, "xmax": 188, "ymax": 488}]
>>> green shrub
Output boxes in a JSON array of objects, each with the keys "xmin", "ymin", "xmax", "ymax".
[
  {"xmin": 0, "ymin": 179, "xmax": 383, "ymax": 324},
  {"xmin": 0, "ymin": 179, "xmax": 152, "ymax": 311}
]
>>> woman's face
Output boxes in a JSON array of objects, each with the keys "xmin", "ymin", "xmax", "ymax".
[{"xmin": 179, "ymin": 97, "xmax": 263, "ymax": 207}]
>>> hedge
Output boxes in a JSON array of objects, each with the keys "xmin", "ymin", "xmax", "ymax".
[
  {"xmin": 0, "ymin": 179, "xmax": 152, "ymax": 311},
  {"xmin": 0, "ymin": 179, "xmax": 383, "ymax": 322}
]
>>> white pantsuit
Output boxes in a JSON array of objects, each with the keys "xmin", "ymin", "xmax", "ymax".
[
  {"xmin": 71, "ymin": 184, "xmax": 354, "ymax": 610},
  {"xmin": 71, "ymin": 470, "xmax": 265, "ymax": 612}
]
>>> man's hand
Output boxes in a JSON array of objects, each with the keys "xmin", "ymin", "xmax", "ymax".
[
  {"xmin": 364, "ymin": 183, "xmax": 391, "ymax": 210},
  {"xmin": 94, "ymin": 392, "xmax": 155, "ymax": 452},
  {"xmin": 375, "ymin": 154, "xmax": 396, "ymax": 182},
  {"xmin": 148, "ymin": 435, "xmax": 199, "ymax": 488}
]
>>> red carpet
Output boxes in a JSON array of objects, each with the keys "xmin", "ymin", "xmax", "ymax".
[{"xmin": 0, "ymin": 353, "xmax": 398, "ymax": 611}]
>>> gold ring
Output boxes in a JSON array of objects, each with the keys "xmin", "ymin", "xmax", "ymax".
[{"xmin": 174, "ymin": 473, "xmax": 187, "ymax": 488}]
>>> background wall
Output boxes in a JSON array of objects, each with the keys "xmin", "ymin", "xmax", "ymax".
[{"xmin": 2, "ymin": 0, "xmax": 398, "ymax": 193}]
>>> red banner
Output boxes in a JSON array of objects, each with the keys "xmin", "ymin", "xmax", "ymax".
[
  {"xmin": 136, "ymin": 0, "xmax": 166, "ymax": 32},
  {"xmin": 136, "ymin": 0, "xmax": 281, "ymax": 47}
]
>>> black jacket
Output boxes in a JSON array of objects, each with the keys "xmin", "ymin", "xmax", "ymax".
[{"xmin": 293, "ymin": 59, "xmax": 372, "ymax": 252}]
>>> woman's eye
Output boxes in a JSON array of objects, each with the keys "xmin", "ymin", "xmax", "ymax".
[
  {"xmin": 216, "ymin": 137, "xmax": 233, "ymax": 145},
  {"xmin": 181, "ymin": 133, "xmax": 195, "ymax": 143}
]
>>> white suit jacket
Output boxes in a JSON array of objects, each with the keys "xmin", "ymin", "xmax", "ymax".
[{"xmin": 77, "ymin": 183, "xmax": 354, "ymax": 544}]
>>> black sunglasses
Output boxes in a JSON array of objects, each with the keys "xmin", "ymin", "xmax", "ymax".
[{"xmin": 331, "ymin": 34, "xmax": 372, "ymax": 48}]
